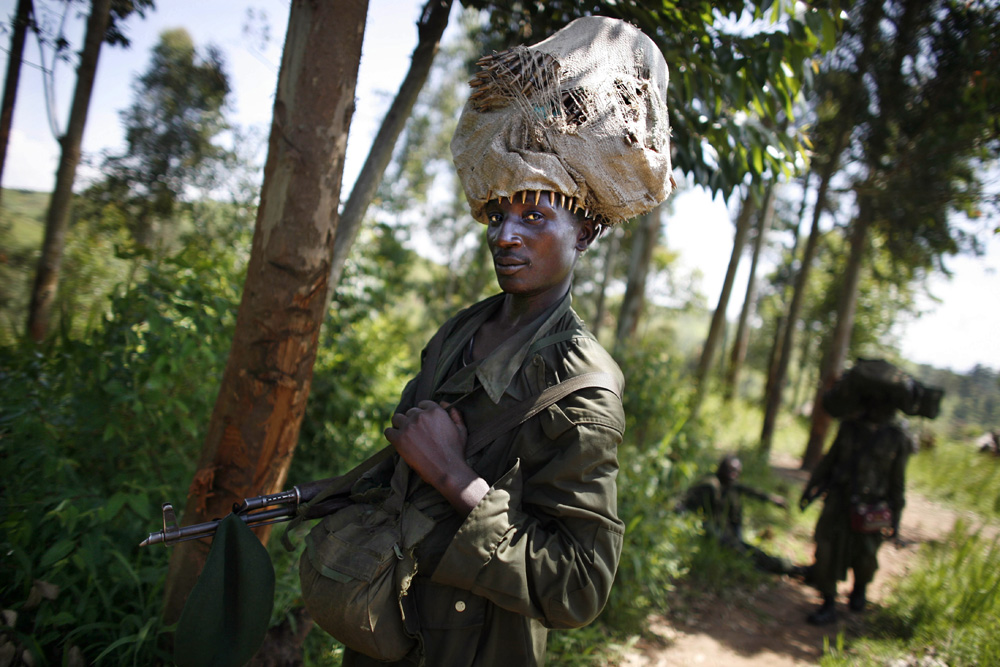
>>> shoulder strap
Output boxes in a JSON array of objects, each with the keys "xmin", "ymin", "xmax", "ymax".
[
  {"xmin": 282, "ymin": 321, "xmax": 454, "ymax": 548},
  {"xmin": 465, "ymin": 371, "xmax": 621, "ymax": 459},
  {"xmin": 525, "ymin": 329, "xmax": 593, "ymax": 357}
]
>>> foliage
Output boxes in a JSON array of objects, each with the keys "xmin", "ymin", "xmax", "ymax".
[
  {"xmin": 464, "ymin": 0, "xmax": 845, "ymax": 199},
  {"xmin": 0, "ymin": 189, "xmax": 48, "ymax": 342},
  {"xmin": 89, "ymin": 28, "xmax": 233, "ymax": 249},
  {"xmin": 907, "ymin": 440, "xmax": 1000, "ymax": 518},
  {"xmin": 599, "ymin": 338, "xmax": 709, "ymax": 633},
  {"xmin": 821, "ymin": 524, "xmax": 1000, "ymax": 667},
  {"xmin": 0, "ymin": 239, "xmax": 245, "ymax": 663},
  {"xmin": 907, "ymin": 363, "xmax": 1000, "ymax": 440}
]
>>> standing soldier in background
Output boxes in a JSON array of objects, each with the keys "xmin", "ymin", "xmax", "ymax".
[{"xmin": 800, "ymin": 359, "xmax": 942, "ymax": 625}]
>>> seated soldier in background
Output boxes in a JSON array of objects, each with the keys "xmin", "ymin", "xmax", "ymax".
[{"xmin": 678, "ymin": 454, "xmax": 809, "ymax": 577}]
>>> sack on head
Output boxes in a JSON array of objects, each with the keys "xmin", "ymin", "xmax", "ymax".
[{"xmin": 823, "ymin": 358, "xmax": 944, "ymax": 420}]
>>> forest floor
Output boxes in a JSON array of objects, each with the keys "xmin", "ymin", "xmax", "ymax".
[{"xmin": 620, "ymin": 452, "xmax": 998, "ymax": 667}]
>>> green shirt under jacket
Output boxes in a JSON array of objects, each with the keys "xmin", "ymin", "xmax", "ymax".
[{"xmin": 343, "ymin": 291, "xmax": 626, "ymax": 667}]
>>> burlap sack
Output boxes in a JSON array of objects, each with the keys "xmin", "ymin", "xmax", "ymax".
[{"xmin": 451, "ymin": 16, "xmax": 673, "ymax": 225}]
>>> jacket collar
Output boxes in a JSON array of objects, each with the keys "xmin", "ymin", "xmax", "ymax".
[{"xmin": 437, "ymin": 291, "xmax": 573, "ymax": 404}]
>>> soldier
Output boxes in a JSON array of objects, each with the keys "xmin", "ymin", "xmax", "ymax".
[
  {"xmin": 311, "ymin": 16, "xmax": 676, "ymax": 666},
  {"xmin": 679, "ymin": 454, "xmax": 808, "ymax": 577},
  {"xmin": 800, "ymin": 397, "xmax": 912, "ymax": 625}
]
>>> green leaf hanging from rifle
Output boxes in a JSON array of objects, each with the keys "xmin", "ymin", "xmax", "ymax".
[{"xmin": 174, "ymin": 513, "xmax": 275, "ymax": 667}]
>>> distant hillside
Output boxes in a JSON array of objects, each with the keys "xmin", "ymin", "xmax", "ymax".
[{"xmin": 1, "ymin": 188, "xmax": 49, "ymax": 248}]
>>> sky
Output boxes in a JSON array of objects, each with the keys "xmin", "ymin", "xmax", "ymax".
[{"xmin": 2, "ymin": 0, "xmax": 998, "ymax": 373}]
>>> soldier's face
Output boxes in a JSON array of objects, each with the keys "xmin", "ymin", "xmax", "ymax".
[{"xmin": 485, "ymin": 193, "xmax": 597, "ymax": 299}]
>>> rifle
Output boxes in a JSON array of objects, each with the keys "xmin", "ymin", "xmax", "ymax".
[
  {"xmin": 138, "ymin": 477, "xmax": 350, "ymax": 547},
  {"xmin": 798, "ymin": 480, "xmax": 829, "ymax": 511}
]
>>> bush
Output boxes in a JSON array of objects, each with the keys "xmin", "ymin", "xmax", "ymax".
[{"xmin": 0, "ymin": 241, "xmax": 243, "ymax": 664}]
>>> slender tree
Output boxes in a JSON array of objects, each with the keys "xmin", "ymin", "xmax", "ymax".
[
  {"xmin": 759, "ymin": 0, "xmax": 885, "ymax": 455},
  {"xmin": 692, "ymin": 187, "xmax": 755, "ymax": 412},
  {"xmin": 25, "ymin": 0, "xmax": 112, "ymax": 343},
  {"xmin": 327, "ymin": 0, "xmax": 453, "ymax": 293},
  {"xmin": 0, "ymin": 0, "xmax": 34, "ymax": 199},
  {"xmin": 162, "ymin": 0, "xmax": 369, "ymax": 624},
  {"xmin": 592, "ymin": 226, "xmax": 622, "ymax": 339},
  {"xmin": 725, "ymin": 180, "xmax": 777, "ymax": 400},
  {"xmin": 801, "ymin": 0, "xmax": 1000, "ymax": 468},
  {"xmin": 614, "ymin": 204, "xmax": 663, "ymax": 355}
]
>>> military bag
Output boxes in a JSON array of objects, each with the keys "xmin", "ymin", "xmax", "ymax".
[{"xmin": 849, "ymin": 501, "xmax": 894, "ymax": 534}]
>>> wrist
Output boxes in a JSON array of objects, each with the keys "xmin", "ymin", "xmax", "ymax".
[{"xmin": 439, "ymin": 464, "xmax": 488, "ymax": 515}]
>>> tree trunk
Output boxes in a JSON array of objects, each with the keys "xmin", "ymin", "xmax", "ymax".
[
  {"xmin": 725, "ymin": 181, "xmax": 776, "ymax": 401},
  {"xmin": 162, "ymin": 0, "xmax": 369, "ymax": 625},
  {"xmin": 762, "ymin": 172, "xmax": 810, "ymax": 406},
  {"xmin": 0, "ymin": 0, "xmax": 33, "ymax": 200},
  {"xmin": 592, "ymin": 226, "xmax": 621, "ymax": 339},
  {"xmin": 759, "ymin": 161, "xmax": 834, "ymax": 454},
  {"xmin": 326, "ymin": 0, "xmax": 452, "ymax": 296},
  {"xmin": 614, "ymin": 205, "xmax": 662, "ymax": 356},
  {"xmin": 800, "ymin": 198, "xmax": 872, "ymax": 469},
  {"xmin": 692, "ymin": 187, "xmax": 754, "ymax": 412},
  {"xmin": 791, "ymin": 325, "xmax": 817, "ymax": 412},
  {"xmin": 25, "ymin": 0, "xmax": 110, "ymax": 342},
  {"xmin": 759, "ymin": 0, "xmax": 885, "ymax": 456}
]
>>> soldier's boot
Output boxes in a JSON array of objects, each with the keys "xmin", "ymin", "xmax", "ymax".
[
  {"xmin": 806, "ymin": 595, "xmax": 837, "ymax": 625},
  {"xmin": 849, "ymin": 584, "xmax": 867, "ymax": 612}
]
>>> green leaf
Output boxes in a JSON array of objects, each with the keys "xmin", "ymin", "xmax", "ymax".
[
  {"xmin": 174, "ymin": 513, "xmax": 275, "ymax": 667},
  {"xmin": 39, "ymin": 539, "xmax": 75, "ymax": 569}
]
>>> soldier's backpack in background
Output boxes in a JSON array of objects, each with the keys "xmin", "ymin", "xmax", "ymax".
[{"xmin": 823, "ymin": 358, "xmax": 944, "ymax": 420}]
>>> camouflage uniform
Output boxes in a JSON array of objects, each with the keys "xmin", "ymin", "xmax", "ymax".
[{"xmin": 803, "ymin": 416, "xmax": 911, "ymax": 614}]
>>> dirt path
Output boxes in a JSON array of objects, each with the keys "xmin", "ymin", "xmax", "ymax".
[{"xmin": 620, "ymin": 456, "xmax": 997, "ymax": 667}]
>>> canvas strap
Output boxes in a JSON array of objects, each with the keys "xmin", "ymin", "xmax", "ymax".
[{"xmin": 284, "ymin": 324, "xmax": 620, "ymax": 545}]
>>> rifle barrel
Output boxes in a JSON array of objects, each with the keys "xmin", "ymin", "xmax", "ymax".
[
  {"xmin": 138, "ymin": 477, "xmax": 343, "ymax": 548},
  {"xmin": 139, "ymin": 506, "xmax": 298, "ymax": 547}
]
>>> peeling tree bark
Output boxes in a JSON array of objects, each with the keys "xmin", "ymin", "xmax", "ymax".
[{"xmin": 162, "ymin": 0, "xmax": 369, "ymax": 625}]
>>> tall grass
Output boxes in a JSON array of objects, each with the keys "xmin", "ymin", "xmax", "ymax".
[
  {"xmin": 822, "ymin": 523, "xmax": 1000, "ymax": 667},
  {"xmin": 908, "ymin": 440, "xmax": 1000, "ymax": 518}
]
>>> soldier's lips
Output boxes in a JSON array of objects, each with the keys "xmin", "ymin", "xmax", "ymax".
[{"xmin": 494, "ymin": 256, "xmax": 527, "ymax": 275}]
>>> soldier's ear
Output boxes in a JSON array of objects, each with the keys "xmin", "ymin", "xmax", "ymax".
[{"xmin": 576, "ymin": 220, "xmax": 599, "ymax": 251}]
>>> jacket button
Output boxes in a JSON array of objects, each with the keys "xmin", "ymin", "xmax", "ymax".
[{"xmin": 455, "ymin": 600, "xmax": 466, "ymax": 612}]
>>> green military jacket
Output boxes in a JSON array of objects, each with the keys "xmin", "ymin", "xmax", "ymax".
[{"xmin": 344, "ymin": 292, "xmax": 626, "ymax": 667}]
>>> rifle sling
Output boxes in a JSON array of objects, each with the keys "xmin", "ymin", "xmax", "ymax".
[{"xmin": 284, "ymin": 321, "xmax": 619, "ymax": 546}]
